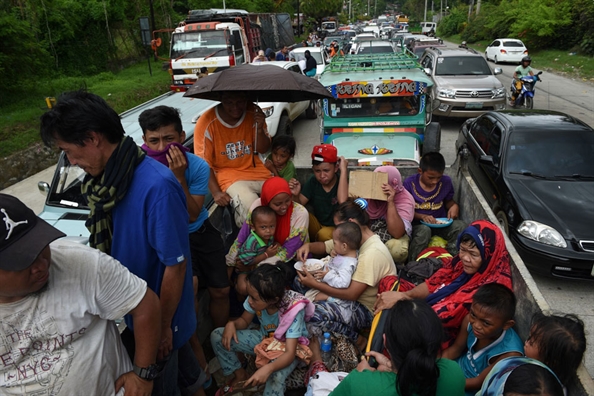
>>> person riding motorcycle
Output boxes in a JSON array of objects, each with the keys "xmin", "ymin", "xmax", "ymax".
[
  {"xmin": 459, "ymin": 41, "xmax": 468, "ymax": 49},
  {"xmin": 510, "ymin": 56, "xmax": 534, "ymax": 105}
]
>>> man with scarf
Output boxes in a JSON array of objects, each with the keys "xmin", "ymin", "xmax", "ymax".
[{"xmin": 40, "ymin": 91, "xmax": 196, "ymax": 396}]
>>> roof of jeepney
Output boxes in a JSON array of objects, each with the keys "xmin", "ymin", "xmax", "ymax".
[{"xmin": 320, "ymin": 52, "xmax": 433, "ymax": 87}]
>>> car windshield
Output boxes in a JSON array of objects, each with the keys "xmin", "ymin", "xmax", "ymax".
[
  {"xmin": 46, "ymin": 154, "xmax": 90, "ymax": 209},
  {"xmin": 328, "ymin": 96, "xmax": 420, "ymax": 118},
  {"xmin": 506, "ymin": 130, "xmax": 594, "ymax": 177},
  {"xmin": 358, "ymin": 45, "xmax": 393, "ymax": 54},
  {"xmin": 503, "ymin": 41, "xmax": 524, "ymax": 47},
  {"xmin": 171, "ymin": 31, "xmax": 228, "ymax": 59},
  {"xmin": 435, "ymin": 56, "xmax": 492, "ymax": 76}
]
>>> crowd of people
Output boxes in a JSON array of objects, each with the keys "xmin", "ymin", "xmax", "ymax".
[{"xmin": 0, "ymin": 90, "xmax": 587, "ymax": 396}]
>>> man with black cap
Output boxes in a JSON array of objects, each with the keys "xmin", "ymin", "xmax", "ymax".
[{"xmin": 0, "ymin": 193, "xmax": 161, "ymax": 395}]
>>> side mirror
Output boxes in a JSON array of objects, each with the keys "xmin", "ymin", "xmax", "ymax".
[
  {"xmin": 424, "ymin": 67, "xmax": 431, "ymax": 75},
  {"xmin": 38, "ymin": 181, "xmax": 50, "ymax": 196},
  {"xmin": 431, "ymin": 98, "xmax": 441, "ymax": 111},
  {"xmin": 479, "ymin": 154, "xmax": 494, "ymax": 166},
  {"xmin": 493, "ymin": 68, "xmax": 503, "ymax": 75}
]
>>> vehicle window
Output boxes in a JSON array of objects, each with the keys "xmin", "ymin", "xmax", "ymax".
[
  {"xmin": 357, "ymin": 45, "xmax": 394, "ymax": 54},
  {"xmin": 171, "ymin": 31, "xmax": 228, "ymax": 58},
  {"xmin": 421, "ymin": 55, "xmax": 433, "ymax": 70},
  {"xmin": 488, "ymin": 124, "xmax": 503, "ymax": 162},
  {"xmin": 328, "ymin": 97, "xmax": 420, "ymax": 118},
  {"xmin": 46, "ymin": 156, "xmax": 90, "ymax": 209},
  {"xmin": 503, "ymin": 41, "xmax": 524, "ymax": 47},
  {"xmin": 470, "ymin": 116, "xmax": 495, "ymax": 153},
  {"xmin": 289, "ymin": 65, "xmax": 301, "ymax": 74},
  {"xmin": 492, "ymin": 40, "xmax": 500, "ymax": 47},
  {"xmin": 310, "ymin": 52, "xmax": 323, "ymax": 64},
  {"xmin": 435, "ymin": 56, "xmax": 492, "ymax": 76},
  {"xmin": 231, "ymin": 31, "xmax": 244, "ymax": 64},
  {"xmin": 506, "ymin": 130, "xmax": 594, "ymax": 176}
]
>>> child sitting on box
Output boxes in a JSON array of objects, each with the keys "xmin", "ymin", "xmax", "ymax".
[
  {"xmin": 302, "ymin": 222, "xmax": 361, "ymax": 303},
  {"xmin": 403, "ymin": 151, "xmax": 466, "ymax": 261},
  {"xmin": 234, "ymin": 206, "xmax": 279, "ymax": 298},
  {"xmin": 442, "ymin": 283, "xmax": 524, "ymax": 395}
]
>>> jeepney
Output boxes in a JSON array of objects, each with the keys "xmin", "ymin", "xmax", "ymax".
[{"xmin": 318, "ymin": 51, "xmax": 441, "ymax": 167}]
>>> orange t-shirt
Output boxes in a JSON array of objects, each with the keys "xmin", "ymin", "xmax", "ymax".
[{"xmin": 194, "ymin": 103, "xmax": 272, "ymax": 192}]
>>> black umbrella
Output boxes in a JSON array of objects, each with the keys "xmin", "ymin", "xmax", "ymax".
[{"xmin": 183, "ymin": 63, "xmax": 332, "ymax": 102}]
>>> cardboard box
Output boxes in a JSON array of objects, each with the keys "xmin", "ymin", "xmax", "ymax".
[{"xmin": 348, "ymin": 170, "xmax": 388, "ymax": 201}]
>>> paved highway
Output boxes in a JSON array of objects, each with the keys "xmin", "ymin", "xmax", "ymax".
[{"xmin": 2, "ymin": 45, "xmax": 592, "ymax": 378}]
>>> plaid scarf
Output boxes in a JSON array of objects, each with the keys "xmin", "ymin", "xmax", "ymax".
[{"xmin": 82, "ymin": 136, "xmax": 145, "ymax": 254}]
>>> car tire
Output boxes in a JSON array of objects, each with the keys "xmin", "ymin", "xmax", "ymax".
[
  {"xmin": 525, "ymin": 97, "xmax": 534, "ymax": 109},
  {"xmin": 422, "ymin": 122, "xmax": 441, "ymax": 154},
  {"xmin": 305, "ymin": 100, "xmax": 317, "ymax": 119},
  {"xmin": 495, "ymin": 210, "xmax": 509, "ymax": 235},
  {"xmin": 494, "ymin": 55, "xmax": 498, "ymax": 64},
  {"xmin": 277, "ymin": 114, "xmax": 292, "ymax": 136},
  {"xmin": 485, "ymin": 52, "xmax": 489, "ymax": 61}
]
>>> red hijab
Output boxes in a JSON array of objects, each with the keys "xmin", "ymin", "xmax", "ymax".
[{"xmin": 260, "ymin": 177, "xmax": 294, "ymax": 244}]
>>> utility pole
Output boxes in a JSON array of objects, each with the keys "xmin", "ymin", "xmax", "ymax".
[
  {"xmin": 368, "ymin": 0, "xmax": 370, "ymax": 17},
  {"xmin": 424, "ymin": 0, "xmax": 428, "ymax": 21}
]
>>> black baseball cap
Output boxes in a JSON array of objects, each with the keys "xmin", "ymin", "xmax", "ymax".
[{"xmin": 0, "ymin": 194, "xmax": 65, "ymax": 271}]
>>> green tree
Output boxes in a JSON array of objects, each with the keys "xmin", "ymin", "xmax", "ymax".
[{"xmin": 300, "ymin": 0, "xmax": 342, "ymax": 26}]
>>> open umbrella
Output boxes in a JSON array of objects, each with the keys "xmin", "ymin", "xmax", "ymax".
[{"xmin": 183, "ymin": 63, "xmax": 332, "ymax": 102}]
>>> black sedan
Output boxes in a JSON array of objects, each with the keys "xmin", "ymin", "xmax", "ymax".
[{"xmin": 455, "ymin": 110, "xmax": 594, "ymax": 279}]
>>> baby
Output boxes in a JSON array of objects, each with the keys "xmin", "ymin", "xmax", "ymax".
[
  {"xmin": 304, "ymin": 222, "xmax": 361, "ymax": 302},
  {"xmin": 234, "ymin": 206, "xmax": 279, "ymax": 297}
]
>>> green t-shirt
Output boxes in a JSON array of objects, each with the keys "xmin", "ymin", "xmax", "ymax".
[
  {"xmin": 301, "ymin": 171, "xmax": 340, "ymax": 226},
  {"xmin": 329, "ymin": 359, "xmax": 465, "ymax": 396},
  {"xmin": 265, "ymin": 155, "xmax": 296, "ymax": 183}
]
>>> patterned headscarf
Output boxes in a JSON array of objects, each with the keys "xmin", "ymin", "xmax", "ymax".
[{"xmin": 366, "ymin": 166, "xmax": 415, "ymax": 222}]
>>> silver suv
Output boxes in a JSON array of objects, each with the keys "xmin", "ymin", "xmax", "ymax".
[{"xmin": 420, "ymin": 48, "xmax": 506, "ymax": 117}]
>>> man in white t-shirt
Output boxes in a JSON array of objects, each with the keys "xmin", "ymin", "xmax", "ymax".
[{"xmin": 0, "ymin": 194, "xmax": 161, "ymax": 395}]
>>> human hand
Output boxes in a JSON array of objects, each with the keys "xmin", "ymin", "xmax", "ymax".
[
  {"xmin": 115, "ymin": 372, "xmax": 153, "ymax": 396},
  {"xmin": 296, "ymin": 244, "xmax": 310, "ymax": 262},
  {"xmin": 166, "ymin": 145, "xmax": 187, "ymax": 183},
  {"xmin": 330, "ymin": 249, "xmax": 337, "ymax": 258},
  {"xmin": 157, "ymin": 327, "xmax": 173, "ymax": 361},
  {"xmin": 222, "ymin": 322, "xmax": 238, "ymax": 351},
  {"xmin": 288, "ymin": 178, "xmax": 301, "ymax": 197},
  {"xmin": 213, "ymin": 191, "xmax": 232, "ymax": 207},
  {"xmin": 373, "ymin": 291, "xmax": 407, "ymax": 314},
  {"xmin": 253, "ymin": 106, "xmax": 266, "ymax": 131},
  {"xmin": 243, "ymin": 365, "xmax": 273, "ymax": 388},
  {"xmin": 447, "ymin": 204, "xmax": 459, "ymax": 220},
  {"xmin": 265, "ymin": 243, "xmax": 279, "ymax": 258},
  {"xmin": 235, "ymin": 259, "xmax": 252, "ymax": 273},
  {"xmin": 264, "ymin": 159, "xmax": 277, "ymax": 175},
  {"xmin": 364, "ymin": 351, "xmax": 393, "ymax": 372},
  {"xmin": 296, "ymin": 266, "xmax": 317, "ymax": 288},
  {"xmin": 381, "ymin": 183, "xmax": 396, "ymax": 201},
  {"xmin": 420, "ymin": 214, "xmax": 437, "ymax": 224},
  {"xmin": 338, "ymin": 155, "xmax": 347, "ymax": 173},
  {"xmin": 356, "ymin": 355, "xmax": 374, "ymax": 372},
  {"xmin": 313, "ymin": 269, "xmax": 329, "ymax": 281}
]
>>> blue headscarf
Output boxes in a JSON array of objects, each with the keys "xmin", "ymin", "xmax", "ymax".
[{"xmin": 479, "ymin": 357, "xmax": 562, "ymax": 396}]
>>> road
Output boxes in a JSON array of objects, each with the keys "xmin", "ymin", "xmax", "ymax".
[{"xmin": 1, "ymin": 47, "xmax": 593, "ymax": 379}]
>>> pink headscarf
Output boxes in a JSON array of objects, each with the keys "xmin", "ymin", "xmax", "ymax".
[{"xmin": 366, "ymin": 166, "xmax": 415, "ymax": 222}]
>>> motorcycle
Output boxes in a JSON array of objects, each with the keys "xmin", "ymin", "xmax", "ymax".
[{"xmin": 510, "ymin": 71, "xmax": 543, "ymax": 109}]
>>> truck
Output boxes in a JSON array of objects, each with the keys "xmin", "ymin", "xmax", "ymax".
[
  {"xmin": 32, "ymin": 94, "xmax": 594, "ymax": 396},
  {"xmin": 167, "ymin": 9, "xmax": 294, "ymax": 92},
  {"xmin": 317, "ymin": 51, "xmax": 441, "ymax": 166},
  {"xmin": 321, "ymin": 17, "xmax": 338, "ymax": 36}
]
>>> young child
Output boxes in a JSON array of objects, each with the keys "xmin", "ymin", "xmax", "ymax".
[
  {"xmin": 210, "ymin": 265, "xmax": 312, "ymax": 396},
  {"xmin": 443, "ymin": 283, "xmax": 524, "ymax": 395},
  {"xmin": 264, "ymin": 135, "xmax": 297, "ymax": 182},
  {"xmin": 303, "ymin": 222, "xmax": 361, "ymax": 302},
  {"xmin": 524, "ymin": 313, "xmax": 586, "ymax": 387},
  {"xmin": 289, "ymin": 144, "xmax": 348, "ymax": 242},
  {"xmin": 403, "ymin": 151, "xmax": 466, "ymax": 261},
  {"xmin": 234, "ymin": 206, "xmax": 279, "ymax": 297}
]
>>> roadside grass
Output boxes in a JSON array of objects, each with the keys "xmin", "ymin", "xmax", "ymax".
[
  {"xmin": 0, "ymin": 62, "xmax": 171, "ymax": 157},
  {"xmin": 443, "ymin": 36, "xmax": 594, "ymax": 81}
]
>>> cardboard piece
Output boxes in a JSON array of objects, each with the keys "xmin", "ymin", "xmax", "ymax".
[{"xmin": 348, "ymin": 170, "xmax": 388, "ymax": 201}]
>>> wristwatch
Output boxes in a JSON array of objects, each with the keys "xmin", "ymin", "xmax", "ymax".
[{"xmin": 133, "ymin": 364, "xmax": 159, "ymax": 381}]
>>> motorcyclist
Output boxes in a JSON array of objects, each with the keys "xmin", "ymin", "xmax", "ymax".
[
  {"xmin": 459, "ymin": 41, "xmax": 468, "ymax": 49},
  {"xmin": 510, "ymin": 56, "xmax": 534, "ymax": 105}
]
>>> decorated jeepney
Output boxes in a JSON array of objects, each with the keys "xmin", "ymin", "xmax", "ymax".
[{"xmin": 318, "ymin": 51, "xmax": 440, "ymax": 166}]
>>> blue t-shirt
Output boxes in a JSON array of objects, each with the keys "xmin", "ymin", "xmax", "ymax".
[
  {"xmin": 275, "ymin": 52, "xmax": 287, "ymax": 61},
  {"xmin": 457, "ymin": 323, "xmax": 524, "ymax": 395},
  {"xmin": 243, "ymin": 296, "xmax": 308, "ymax": 340},
  {"xmin": 112, "ymin": 157, "xmax": 196, "ymax": 350},
  {"xmin": 186, "ymin": 153, "xmax": 210, "ymax": 232}
]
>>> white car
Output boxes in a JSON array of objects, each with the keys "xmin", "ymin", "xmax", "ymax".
[
  {"xmin": 485, "ymin": 38, "xmax": 528, "ymax": 64},
  {"xmin": 290, "ymin": 47, "xmax": 329, "ymax": 79},
  {"xmin": 252, "ymin": 61, "xmax": 316, "ymax": 136},
  {"xmin": 352, "ymin": 39, "xmax": 396, "ymax": 55}
]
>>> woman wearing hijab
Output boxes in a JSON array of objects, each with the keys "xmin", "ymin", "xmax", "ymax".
[
  {"xmin": 367, "ymin": 166, "xmax": 415, "ymax": 263},
  {"xmin": 374, "ymin": 220, "xmax": 512, "ymax": 347},
  {"xmin": 226, "ymin": 177, "xmax": 309, "ymax": 268}
]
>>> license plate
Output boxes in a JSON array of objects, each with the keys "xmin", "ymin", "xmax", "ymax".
[{"xmin": 466, "ymin": 102, "xmax": 483, "ymax": 109}]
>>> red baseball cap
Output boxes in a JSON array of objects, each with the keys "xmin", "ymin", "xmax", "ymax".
[{"xmin": 311, "ymin": 144, "xmax": 338, "ymax": 163}]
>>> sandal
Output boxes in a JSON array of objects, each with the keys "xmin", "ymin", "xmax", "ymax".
[
  {"xmin": 304, "ymin": 360, "xmax": 329, "ymax": 387},
  {"xmin": 215, "ymin": 381, "xmax": 265, "ymax": 396}
]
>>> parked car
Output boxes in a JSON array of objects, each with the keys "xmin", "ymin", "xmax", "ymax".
[
  {"xmin": 252, "ymin": 61, "xmax": 317, "ymax": 136},
  {"xmin": 456, "ymin": 110, "xmax": 594, "ymax": 279},
  {"xmin": 485, "ymin": 38, "xmax": 528, "ymax": 64},
  {"xmin": 290, "ymin": 47, "xmax": 330, "ymax": 79},
  {"xmin": 420, "ymin": 47, "xmax": 506, "ymax": 117},
  {"xmin": 420, "ymin": 21, "xmax": 437, "ymax": 34}
]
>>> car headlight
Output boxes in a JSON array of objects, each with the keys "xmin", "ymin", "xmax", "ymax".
[
  {"xmin": 438, "ymin": 89, "xmax": 456, "ymax": 99},
  {"xmin": 492, "ymin": 87, "xmax": 506, "ymax": 98},
  {"xmin": 260, "ymin": 106, "xmax": 274, "ymax": 118},
  {"xmin": 517, "ymin": 221, "xmax": 567, "ymax": 248}
]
